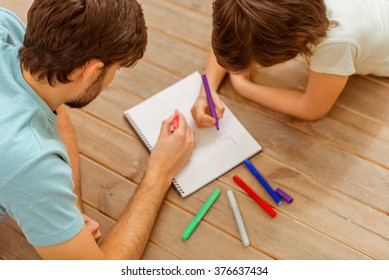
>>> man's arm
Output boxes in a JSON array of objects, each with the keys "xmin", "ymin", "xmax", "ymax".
[
  {"xmin": 56, "ymin": 104, "xmax": 101, "ymax": 240},
  {"xmin": 229, "ymin": 70, "xmax": 349, "ymax": 121},
  {"xmin": 34, "ymin": 112, "xmax": 194, "ymax": 259},
  {"xmin": 34, "ymin": 172, "xmax": 172, "ymax": 259},
  {"xmin": 56, "ymin": 104, "xmax": 83, "ymax": 211}
]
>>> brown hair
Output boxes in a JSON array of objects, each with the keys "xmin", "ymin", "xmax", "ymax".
[
  {"xmin": 19, "ymin": 0, "xmax": 147, "ymax": 85},
  {"xmin": 212, "ymin": 0, "xmax": 329, "ymax": 72}
]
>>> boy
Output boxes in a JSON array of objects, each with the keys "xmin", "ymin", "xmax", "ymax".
[{"xmin": 192, "ymin": 0, "xmax": 389, "ymax": 123}]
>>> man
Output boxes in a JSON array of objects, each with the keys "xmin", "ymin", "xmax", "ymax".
[{"xmin": 0, "ymin": 0, "xmax": 194, "ymax": 259}]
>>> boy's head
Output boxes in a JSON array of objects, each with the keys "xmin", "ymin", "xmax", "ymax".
[
  {"xmin": 212, "ymin": 0, "xmax": 329, "ymax": 73},
  {"xmin": 19, "ymin": 0, "xmax": 147, "ymax": 86}
]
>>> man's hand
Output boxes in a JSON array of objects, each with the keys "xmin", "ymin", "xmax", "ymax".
[
  {"xmin": 83, "ymin": 214, "xmax": 101, "ymax": 241},
  {"xmin": 147, "ymin": 112, "xmax": 195, "ymax": 184}
]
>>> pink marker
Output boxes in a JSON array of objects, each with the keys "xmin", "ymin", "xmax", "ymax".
[{"xmin": 171, "ymin": 109, "xmax": 179, "ymax": 130}]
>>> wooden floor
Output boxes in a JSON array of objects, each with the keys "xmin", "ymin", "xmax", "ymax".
[{"xmin": 1, "ymin": 0, "xmax": 388, "ymax": 260}]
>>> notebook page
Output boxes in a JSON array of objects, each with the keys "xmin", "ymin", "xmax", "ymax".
[{"xmin": 124, "ymin": 72, "xmax": 262, "ymax": 197}]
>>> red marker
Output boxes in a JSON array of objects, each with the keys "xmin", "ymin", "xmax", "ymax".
[
  {"xmin": 233, "ymin": 175, "xmax": 276, "ymax": 218},
  {"xmin": 171, "ymin": 109, "xmax": 179, "ymax": 131}
]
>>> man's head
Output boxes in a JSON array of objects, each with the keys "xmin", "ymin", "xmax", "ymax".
[
  {"xmin": 212, "ymin": 0, "xmax": 329, "ymax": 73},
  {"xmin": 19, "ymin": 0, "xmax": 147, "ymax": 107}
]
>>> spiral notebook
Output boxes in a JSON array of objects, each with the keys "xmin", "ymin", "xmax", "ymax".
[{"xmin": 124, "ymin": 71, "xmax": 262, "ymax": 197}]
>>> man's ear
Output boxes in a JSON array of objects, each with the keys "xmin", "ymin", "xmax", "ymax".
[{"xmin": 78, "ymin": 59, "xmax": 104, "ymax": 87}]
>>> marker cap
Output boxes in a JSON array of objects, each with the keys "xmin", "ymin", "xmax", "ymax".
[{"xmin": 275, "ymin": 188, "xmax": 293, "ymax": 204}]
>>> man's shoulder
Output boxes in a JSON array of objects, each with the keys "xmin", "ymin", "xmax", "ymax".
[
  {"xmin": 0, "ymin": 134, "xmax": 56, "ymax": 190},
  {"xmin": 0, "ymin": 113, "xmax": 40, "ymax": 187},
  {"xmin": 0, "ymin": 106, "xmax": 69, "ymax": 189},
  {"xmin": 0, "ymin": 7, "xmax": 17, "ymax": 18},
  {"xmin": 0, "ymin": 8, "xmax": 24, "ymax": 26},
  {"xmin": 0, "ymin": 7, "xmax": 25, "ymax": 46}
]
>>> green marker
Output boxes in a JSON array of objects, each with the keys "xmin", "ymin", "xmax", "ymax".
[{"xmin": 182, "ymin": 188, "xmax": 221, "ymax": 240}]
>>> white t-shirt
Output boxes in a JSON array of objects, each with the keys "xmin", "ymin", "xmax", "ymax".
[{"xmin": 309, "ymin": 0, "xmax": 389, "ymax": 77}]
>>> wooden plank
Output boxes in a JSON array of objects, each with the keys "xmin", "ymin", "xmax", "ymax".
[
  {"xmin": 364, "ymin": 75, "xmax": 389, "ymax": 89},
  {"xmin": 143, "ymin": 28, "xmax": 207, "ymax": 77},
  {"xmin": 0, "ymin": 219, "xmax": 40, "ymax": 260},
  {"xmin": 84, "ymin": 204, "xmax": 178, "ymax": 260},
  {"xmin": 113, "ymin": 62, "xmax": 179, "ymax": 100},
  {"xmin": 167, "ymin": 0, "xmax": 212, "ymax": 16},
  {"xmin": 142, "ymin": 242, "xmax": 179, "ymax": 260},
  {"xmin": 222, "ymin": 98, "xmax": 389, "ymax": 212},
  {"xmin": 81, "ymin": 156, "xmax": 136, "ymax": 221},
  {"xmin": 290, "ymin": 106, "xmax": 389, "ymax": 168},
  {"xmin": 72, "ymin": 109, "xmax": 149, "ymax": 184},
  {"xmin": 142, "ymin": 0, "xmax": 211, "ymax": 51},
  {"xmin": 337, "ymin": 76, "xmax": 389, "ymax": 124}
]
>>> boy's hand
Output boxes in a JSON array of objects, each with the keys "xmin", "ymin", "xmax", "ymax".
[{"xmin": 191, "ymin": 88, "xmax": 224, "ymax": 128}]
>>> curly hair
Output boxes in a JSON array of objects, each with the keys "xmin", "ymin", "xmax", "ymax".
[
  {"xmin": 19, "ymin": 0, "xmax": 147, "ymax": 85},
  {"xmin": 212, "ymin": 0, "xmax": 329, "ymax": 72}
]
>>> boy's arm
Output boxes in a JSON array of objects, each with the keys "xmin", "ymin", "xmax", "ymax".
[
  {"xmin": 230, "ymin": 70, "xmax": 349, "ymax": 121},
  {"xmin": 191, "ymin": 49, "xmax": 227, "ymax": 127},
  {"xmin": 203, "ymin": 49, "xmax": 227, "ymax": 93},
  {"xmin": 34, "ymin": 113, "xmax": 194, "ymax": 259}
]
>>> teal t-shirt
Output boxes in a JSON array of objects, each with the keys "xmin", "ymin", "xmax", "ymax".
[{"xmin": 0, "ymin": 8, "xmax": 84, "ymax": 247}]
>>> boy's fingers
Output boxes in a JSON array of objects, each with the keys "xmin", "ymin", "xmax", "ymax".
[
  {"xmin": 213, "ymin": 100, "xmax": 224, "ymax": 119},
  {"xmin": 199, "ymin": 114, "xmax": 216, "ymax": 127}
]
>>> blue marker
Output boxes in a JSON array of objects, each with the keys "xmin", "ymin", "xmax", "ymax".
[{"xmin": 243, "ymin": 160, "xmax": 283, "ymax": 205}]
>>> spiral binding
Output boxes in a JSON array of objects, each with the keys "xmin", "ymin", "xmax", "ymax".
[
  {"xmin": 124, "ymin": 112, "xmax": 186, "ymax": 197},
  {"xmin": 172, "ymin": 178, "xmax": 185, "ymax": 196},
  {"xmin": 124, "ymin": 112, "xmax": 152, "ymax": 151}
]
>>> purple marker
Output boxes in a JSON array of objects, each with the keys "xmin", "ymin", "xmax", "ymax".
[
  {"xmin": 202, "ymin": 74, "xmax": 219, "ymax": 130},
  {"xmin": 275, "ymin": 188, "xmax": 293, "ymax": 204}
]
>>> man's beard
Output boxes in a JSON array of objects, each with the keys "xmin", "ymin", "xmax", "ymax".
[{"xmin": 66, "ymin": 68, "xmax": 107, "ymax": 108}]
